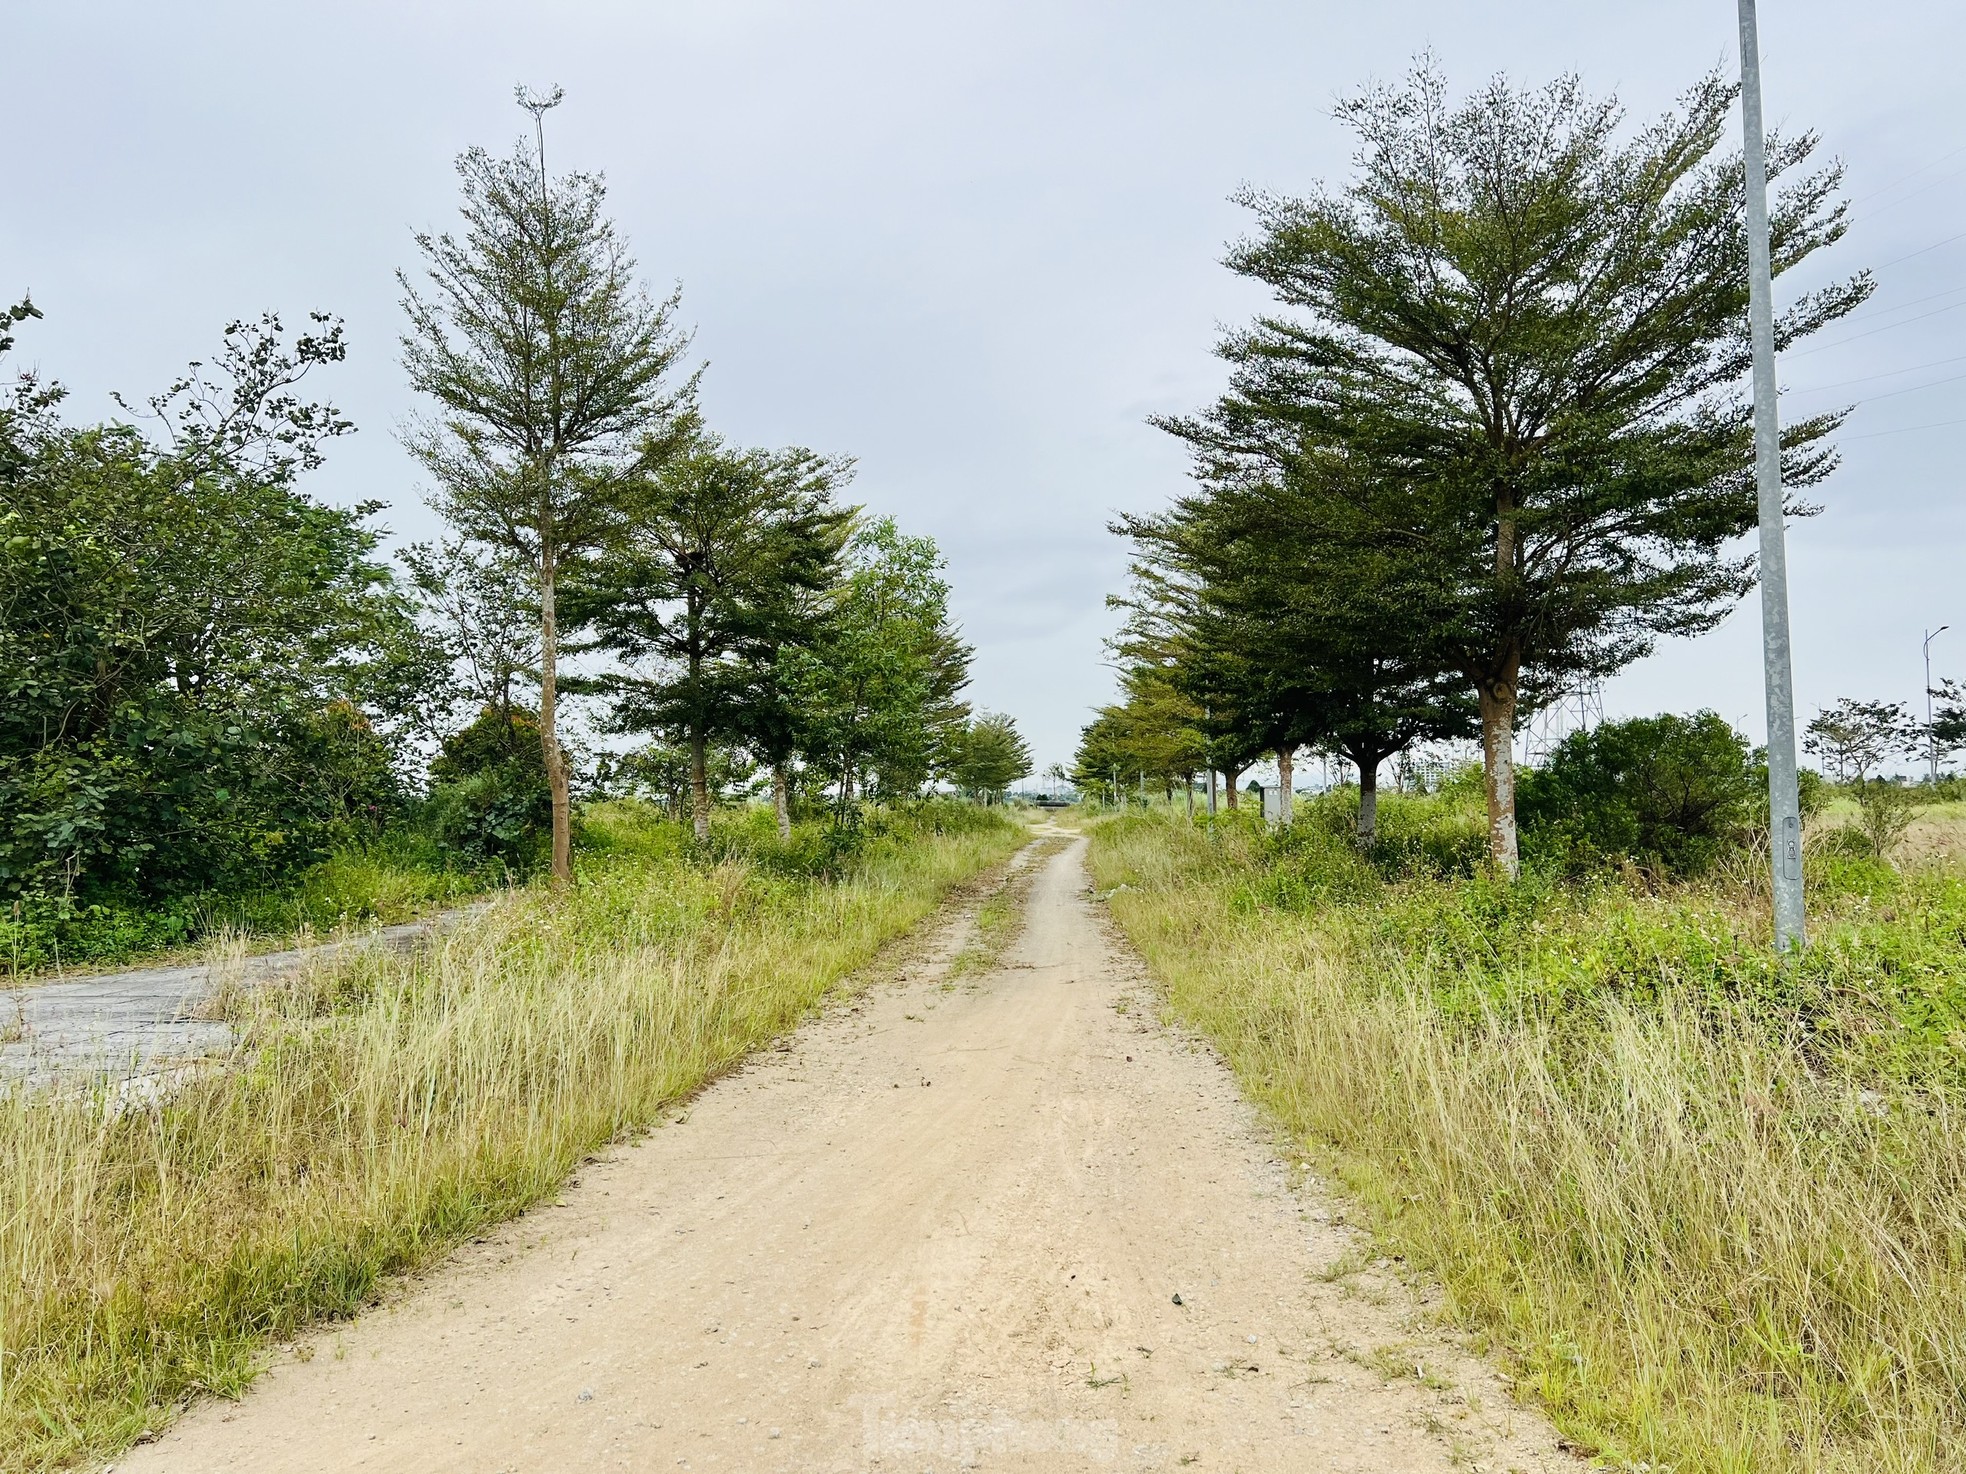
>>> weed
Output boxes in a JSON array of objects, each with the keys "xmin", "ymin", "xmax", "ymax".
[{"xmin": 1092, "ymin": 807, "xmax": 1966, "ymax": 1473}]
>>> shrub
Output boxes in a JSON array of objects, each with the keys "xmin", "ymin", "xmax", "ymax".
[
  {"xmin": 1852, "ymin": 780, "xmax": 1922, "ymax": 862},
  {"xmin": 1520, "ymin": 712, "xmax": 1757, "ymax": 877},
  {"xmin": 425, "ymin": 708, "xmax": 554, "ymax": 867}
]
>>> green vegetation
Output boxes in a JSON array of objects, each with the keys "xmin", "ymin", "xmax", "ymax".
[
  {"xmin": 1517, "ymin": 710, "xmax": 1770, "ymax": 878},
  {"xmin": 0, "ymin": 317, "xmax": 420, "ymax": 918},
  {"xmin": 944, "ymin": 712, "xmax": 1034, "ymax": 803},
  {"xmin": 1093, "ymin": 58, "xmax": 1868, "ymax": 876},
  {"xmin": 1090, "ymin": 797, "xmax": 1966, "ymax": 1472},
  {"xmin": 0, "ymin": 799, "xmax": 1023, "ymax": 1471},
  {"xmin": 3, "ymin": 94, "xmax": 1020, "ymax": 975}
]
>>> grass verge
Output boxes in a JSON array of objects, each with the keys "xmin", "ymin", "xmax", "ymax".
[
  {"xmin": 0, "ymin": 800, "xmax": 1024, "ymax": 1471},
  {"xmin": 1089, "ymin": 807, "xmax": 1966, "ymax": 1474},
  {"xmin": 2, "ymin": 829, "xmax": 502, "ymax": 981}
]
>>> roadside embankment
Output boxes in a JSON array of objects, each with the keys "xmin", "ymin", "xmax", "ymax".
[{"xmin": 1089, "ymin": 809, "xmax": 1966, "ymax": 1474}]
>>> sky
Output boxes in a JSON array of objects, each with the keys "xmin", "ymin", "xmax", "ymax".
[{"xmin": 8, "ymin": 0, "xmax": 1965, "ymax": 775}]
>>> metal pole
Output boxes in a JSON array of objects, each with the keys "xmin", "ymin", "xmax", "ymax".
[
  {"xmin": 1927, "ymin": 626, "xmax": 1949, "ymax": 783},
  {"xmin": 1739, "ymin": 0, "xmax": 1805, "ymax": 951}
]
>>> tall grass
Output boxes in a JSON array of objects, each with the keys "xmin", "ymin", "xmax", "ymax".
[
  {"xmin": 2, "ymin": 826, "xmax": 500, "ymax": 978},
  {"xmin": 0, "ymin": 801, "xmax": 1023, "ymax": 1472},
  {"xmin": 1091, "ymin": 810, "xmax": 1966, "ymax": 1474}
]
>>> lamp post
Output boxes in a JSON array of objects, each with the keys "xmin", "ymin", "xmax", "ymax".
[
  {"xmin": 1739, "ymin": 0, "xmax": 1806, "ymax": 951},
  {"xmin": 1926, "ymin": 626, "xmax": 1950, "ymax": 784}
]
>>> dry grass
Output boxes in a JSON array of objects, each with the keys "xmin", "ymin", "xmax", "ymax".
[
  {"xmin": 0, "ymin": 806, "xmax": 1023, "ymax": 1472},
  {"xmin": 1090, "ymin": 812, "xmax": 1966, "ymax": 1474}
]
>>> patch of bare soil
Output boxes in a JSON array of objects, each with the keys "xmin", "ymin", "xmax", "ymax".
[{"xmin": 117, "ymin": 833, "xmax": 1578, "ymax": 1473}]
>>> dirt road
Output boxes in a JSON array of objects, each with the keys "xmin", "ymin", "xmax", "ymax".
[{"xmin": 118, "ymin": 834, "xmax": 1575, "ymax": 1473}]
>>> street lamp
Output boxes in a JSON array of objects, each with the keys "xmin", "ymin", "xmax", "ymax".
[
  {"xmin": 1926, "ymin": 626, "xmax": 1950, "ymax": 784},
  {"xmin": 1739, "ymin": 0, "xmax": 1806, "ymax": 951}
]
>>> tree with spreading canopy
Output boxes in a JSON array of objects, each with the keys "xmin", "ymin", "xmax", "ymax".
[
  {"xmin": 946, "ymin": 712, "xmax": 1033, "ymax": 802},
  {"xmin": 1157, "ymin": 60, "xmax": 1867, "ymax": 874},
  {"xmin": 564, "ymin": 432, "xmax": 854, "ymax": 840},
  {"xmin": 781, "ymin": 518, "xmax": 971, "ymax": 810},
  {"xmin": 1932, "ymin": 679, "xmax": 1966, "ymax": 769},
  {"xmin": 1803, "ymin": 698, "xmax": 1918, "ymax": 785},
  {"xmin": 1, "ymin": 311, "xmax": 419, "ymax": 900}
]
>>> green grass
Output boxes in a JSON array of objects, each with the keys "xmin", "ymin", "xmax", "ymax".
[
  {"xmin": 1090, "ymin": 802, "xmax": 1966, "ymax": 1474},
  {"xmin": 0, "ymin": 799, "xmax": 1025, "ymax": 1472},
  {"xmin": 1, "ymin": 827, "xmax": 502, "ymax": 979}
]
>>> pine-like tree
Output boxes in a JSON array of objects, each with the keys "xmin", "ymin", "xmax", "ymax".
[{"xmin": 400, "ymin": 89, "xmax": 696, "ymax": 882}]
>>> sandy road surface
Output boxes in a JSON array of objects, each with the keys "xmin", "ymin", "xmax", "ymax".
[{"xmin": 119, "ymin": 833, "xmax": 1576, "ymax": 1474}]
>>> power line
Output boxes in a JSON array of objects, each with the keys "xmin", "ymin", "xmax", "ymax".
[
  {"xmin": 1785, "ymin": 350, "xmax": 1966, "ymax": 394},
  {"xmin": 1781, "ymin": 297, "xmax": 1966, "ymax": 357},
  {"xmin": 1853, "ymin": 163, "xmax": 1966, "ymax": 221},
  {"xmin": 1843, "ymin": 412, "xmax": 1966, "ymax": 440},
  {"xmin": 1870, "ymin": 227, "xmax": 1966, "ymax": 272},
  {"xmin": 1847, "ymin": 367, "xmax": 1966, "ymax": 404},
  {"xmin": 1821, "ymin": 281, "xmax": 1966, "ymax": 329},
  {"xmin": 1846, "ymin": 145, "xmax": 1966, "ymax": 206}
]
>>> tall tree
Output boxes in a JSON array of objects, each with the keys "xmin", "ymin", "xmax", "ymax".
[
  {"xmin": 1161, "ymin": 62, "xmax": 1867, "ymax": 874},
  {"xmin": 1932, "ymin": 679, "xmax": 1966, "ymax": 769},
  {"xmin": 400, "ymin": 537, "xmax": 540, "ymax": 737},
  {"xmin": 1105, "ymin": 525, "xmax": 1264, "ymax": 810},
  {"xmin": 782, "ymin": 518, "xmax": 971, "ymax": 809},
  {"xmin": 400, "ymin": 88, "xmax": 695, "ymax": 883},
  {"xmin": 947, "ymin": 712, "xmax": 1033, "ymax": 802},
  {"xmin": 1126, "ymin": 461, "xmax": 1477, "ymax": 842},
  {"xmin": 566, "ymin": 434, "xmax": 853, "ymax": 840},
  {"xmin": 1803, "ymin": 699, "xmax": 1917, "ymax": 785}
]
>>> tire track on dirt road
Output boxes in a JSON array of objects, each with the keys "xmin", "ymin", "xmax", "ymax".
[{"xmin": 117, "ymin": 831, "xmax": 1579, "ymax": 1473}]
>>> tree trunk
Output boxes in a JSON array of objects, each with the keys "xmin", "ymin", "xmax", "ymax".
[
  {"xmin": 1185, "ymin": 776, "xmax": 1195, "ymax": 821},
  {"xmin": 1223, "ymin": 764, "xmax": 1244, "ymax": 810},
  {"xmin": 1357, "ymin": 755, "xmax": 1378, "ymax": 845},
  {"xmin": 1478, "ymin": 676, "xmax": 1520, "ymax": 877},
  {"xmin": 773, "ymin": 763, "xmax": 791, "ymax": 841},
  {"xmin": 538, "ymin": 533, "xmax": 573, "ymax": 886},
  {"xmin": 689, "ymin": 728, "xmax": 712, "ymax": 842},
  {"xmin": 1275, "ymin": 746, "xmax": 1295, "ymax": 825}
]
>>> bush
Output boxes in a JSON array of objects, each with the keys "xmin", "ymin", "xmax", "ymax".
[
  {"xmin": 425, "ymin": 708, "xmax": 554, "ymax": 868},
  {"xmin": 1520, "ymin": 712, "xmax": 1757, "ymax": 877}
]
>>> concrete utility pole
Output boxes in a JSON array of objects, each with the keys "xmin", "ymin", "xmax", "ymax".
[
  {"xmin": 1739, "ymin": 0, "xmax": 1806, "ymax": 951},
  {"xmin": 1927, "ymin": 626, "xmax": 1950, "ymax": 783}
]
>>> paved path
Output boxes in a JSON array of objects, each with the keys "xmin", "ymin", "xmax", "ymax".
[
  {"xmin": 3, "ymin": 912, "xmax": 476, "ymax": 1088},
  {"xmin": 119, "ymin": 839, "xmax": 1576, "ymax": 1473}
]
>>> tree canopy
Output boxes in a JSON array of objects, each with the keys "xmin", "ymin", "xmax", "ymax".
[
  {"xmin": 401, "ymin": 96, "xmax": 697, "ymax": 881},
  {"xmin": 1131, "ymin": 60, "xmax": 1865, "ymax": 870},
  {"xmin": 1, "ymin": 314, "xmax": 414, "ymax": 900}
]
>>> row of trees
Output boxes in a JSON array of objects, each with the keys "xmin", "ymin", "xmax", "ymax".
[
  {"xmin": 1080, "ymin": 62, "xmax": 1868, "ymax": 871},
  {"xmin": 0, "ymin": 97, "xmax": 1029, "ymax": 910},
  {"xmin": 399, "ymin": 95, "xmax": 1030, "ymax": 876},
  {"xmin": 1805, "ymin": 694, "xmax": 1966, "ymax": 783}
]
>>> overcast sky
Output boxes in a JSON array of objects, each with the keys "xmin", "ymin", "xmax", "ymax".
[{"xmin": 9, "ymin": 1, "xmax": 1964, "ymax": 771}]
